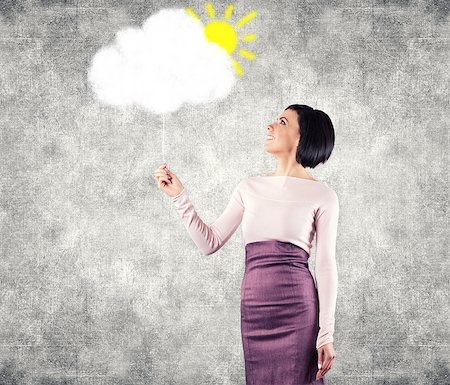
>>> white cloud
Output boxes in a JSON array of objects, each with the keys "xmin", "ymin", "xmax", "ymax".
[{"xmin": 87, "ymin": 8, "xmax": 237, "ymax": 114}]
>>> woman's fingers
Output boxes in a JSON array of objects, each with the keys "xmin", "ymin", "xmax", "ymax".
[
  {"xmin": 156, "ymin": 177, "xmax": 172, "ymax": 187},
  {"xmin": 322, "ymin": 359, "xmax": 330, "ymax": 373},
  {"xmin": 154, "ymin": 165, "xmax": 182, "ymax": 194},
  {"xmin": 316, "ymin": 351, "xmax": 335, "ymax": 379},
  {"xmin": 154, "ymin": 170, "xmax": 172, "ymax": 182},
  {"xmin": 320, "ymin": 356, "xmax": 334, "ymax": 377},
  {"xmin": 155, "ymin": 165, "xmax": 168, "ymax": 173},
  {"xmin": 154, "ymin": 164, "xmax": 168, "ymax": 173},
  {"xmin": 155, "ymin": 170, "xmax": 171, "ymax": 177},
  {"xmin": 154, "ymin": 169, "xmax": 172, "ymax": 188}
]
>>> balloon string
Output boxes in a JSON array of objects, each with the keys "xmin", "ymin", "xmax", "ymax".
[{"xmin": 162, "ymin": 113, "xmax": 165, "ymax": 163}]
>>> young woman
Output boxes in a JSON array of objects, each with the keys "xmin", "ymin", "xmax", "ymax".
[{"xmin": 154, "ymin": 104, "xmax": 339, "ymax": 385}]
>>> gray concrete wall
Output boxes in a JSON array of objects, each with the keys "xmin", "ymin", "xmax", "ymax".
[{"xmin": 0, "ymin": 0, "xmax": 448, "ymax": 384}]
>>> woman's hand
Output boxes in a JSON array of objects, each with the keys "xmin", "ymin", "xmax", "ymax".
[
  {"xmin": 154, "ymin": 163, "xmax": 184, "ymax": 198},
  {"xmin": 316, "ymin": 342, "xmax": 336, "ymax": 380}
]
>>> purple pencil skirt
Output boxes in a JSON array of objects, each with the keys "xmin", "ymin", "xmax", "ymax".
[{"xmin": 240, "ymin": 240, "xmax": 326, "ymax": 385}]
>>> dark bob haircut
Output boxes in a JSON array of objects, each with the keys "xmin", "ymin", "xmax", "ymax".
[{"xmin": 284, "ymin": 104, "xmax": 335, "ymax": 169}]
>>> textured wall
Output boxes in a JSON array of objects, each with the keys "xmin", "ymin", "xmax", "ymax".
[{"xmin": 0, "ymin": 0, "xmax": 449, "ymax": 384}]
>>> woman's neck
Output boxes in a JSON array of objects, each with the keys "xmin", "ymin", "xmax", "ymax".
[{"xmin": 268, "ymin": 169, "xmax": 317, "ymax": 181}]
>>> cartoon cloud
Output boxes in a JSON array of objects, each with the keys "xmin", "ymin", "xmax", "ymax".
[{"xmin": 87, "ymin": 4, "xmax": 257, "ymax": 115}]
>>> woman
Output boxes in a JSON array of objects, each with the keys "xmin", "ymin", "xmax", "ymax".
[{"xmin": 154, "ymin": 104, "xmax": 339, "ymax": 385}]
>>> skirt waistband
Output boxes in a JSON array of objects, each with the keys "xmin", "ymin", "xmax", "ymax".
[{"xmin": 244, "ymin": 240, "xmax": 310, "ymax": 267}]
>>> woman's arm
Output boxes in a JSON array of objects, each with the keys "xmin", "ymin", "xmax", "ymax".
[
  {"xmin": 171, "ymin": 181, "xmax": 245, "ymax": 255},
  {"xmin": 314, "ymin": 189, "xmax": 340, "ymax": 350}
]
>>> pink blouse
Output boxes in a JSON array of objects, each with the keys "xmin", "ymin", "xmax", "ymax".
[{"xmin": 171, "ymin": 175, "xmax": 339, "ymax": 350}]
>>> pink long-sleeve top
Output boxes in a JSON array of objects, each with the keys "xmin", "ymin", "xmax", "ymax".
[{"xmin": 171, "ymin": 175, "xmax": 339, "ymax": 350}]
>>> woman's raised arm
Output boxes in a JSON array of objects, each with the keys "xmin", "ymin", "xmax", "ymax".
[
  {"xmin": 154, "ymin": 163, "xmax": 245, "ymax": 255},
  {"xmin": 171, "ymin": 182, "xmax": 245, "ymax": 255}
]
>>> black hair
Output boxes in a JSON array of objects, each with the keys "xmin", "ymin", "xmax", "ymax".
[{"xmin": 284, "ymin": 104, "xmax": 335, "ymax": 168}]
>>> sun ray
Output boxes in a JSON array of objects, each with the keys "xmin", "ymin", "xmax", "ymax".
[
  {"xmin": 185, "ymin": 3, "xmax": 257, "ymax": 77},
  {"xmin": 242, "ymin": 33, "xmax": 257, "ymax": 42},
  {"xmin": 205, "ymin": 2, "xmax": 215, "ymax": 18},
  {"xmin": 224, "ymin": 4, "xmax": 234, "ymax": 20},
  {"xmin": 185, "ymin": 7, "xmax": 201, "ymax": 21},
  {"xmin": 239, "ymin": 49, "xmax": 256, "ymax": 60},
  {"xmin": 236, "ymin": 10, "xmax": 257, "ymax": 28},
  {"xmin": 231, "ymin": 58, "xmax": 244, "ymax": 77}
]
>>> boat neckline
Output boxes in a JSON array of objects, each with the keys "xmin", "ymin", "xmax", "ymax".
[{"xmin": 258, "ymin": 175, "xmax": 325, "ymax": 183}]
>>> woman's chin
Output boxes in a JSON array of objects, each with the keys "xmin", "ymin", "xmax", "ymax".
[{"xmin": 264, "ymin": 142, "xmax": 274, "ymax": 150}]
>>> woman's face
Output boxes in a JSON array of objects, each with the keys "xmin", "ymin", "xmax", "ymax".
[{"xmin": 265, "ymin": 108, "xmax": 300, "ymax": 153}]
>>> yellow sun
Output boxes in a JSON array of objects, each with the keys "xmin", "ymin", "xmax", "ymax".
[{"xmin": 185, "ymin": 2, "xmax": 257, "ymax": 78}]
